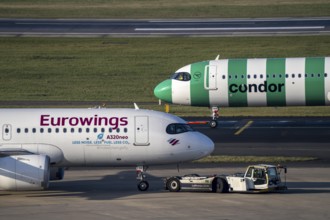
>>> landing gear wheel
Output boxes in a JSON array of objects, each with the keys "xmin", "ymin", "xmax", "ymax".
[
  {"xmin": 210, "ymin": 120, "xmax": 218, "ymax": 128},
  {"xmin": 137, "ymin": 181, "xmax": 149, "ymax": 191},
  {"xmin": 210, "ymin": 106, "xmax": 219, "ymax": 128},
  {"xmin": 167, "ymin": 178, "xmax": 181, "ymax": 192},
  {"xmin": 136, "ymin": 165, "xmax": 149, "ymax": 191}
]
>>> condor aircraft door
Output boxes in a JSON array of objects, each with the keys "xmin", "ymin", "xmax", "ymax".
[
  {"xmin": 204, "ymin": 65, "xmax": 217, "ymax": 90},
  {"xmin": 134, "ymin": 116, "xmax": 149, "ymax": 146},
  {"xmin": 2, "ymin": 124, "xmax": 12, "ymax": 141}
]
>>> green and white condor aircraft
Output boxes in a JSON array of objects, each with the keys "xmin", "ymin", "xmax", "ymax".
[{"xmin": 154, "ymin": 57, "xmax": 330, "ymax": 127}]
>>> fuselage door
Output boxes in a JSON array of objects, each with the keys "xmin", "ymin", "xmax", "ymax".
[
  {"xmin": 134, "ymin": 116, "xmax": 149, "ymax": 146},
  {"xmin": 2, "ymin": 124, "xmax": 12, "ymax": 141},
  {"xmin": 204, "ymin": 65, "xmax": 217, "ymax": 90}
]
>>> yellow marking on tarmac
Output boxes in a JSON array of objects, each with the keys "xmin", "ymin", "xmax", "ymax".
[{"xmin": 235, "ymin": 120, "xmax": 253, "ymax": 135}]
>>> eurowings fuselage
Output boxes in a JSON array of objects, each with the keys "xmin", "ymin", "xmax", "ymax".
[
  {"xmin": 0, "ymin": 108, "xmax": 214, "ymax": 167},
  {"xmin": 0, "ymin": 108, "xmax": 214, "ymax": 190}
]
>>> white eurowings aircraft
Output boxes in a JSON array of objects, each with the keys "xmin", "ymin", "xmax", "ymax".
[
  {"xmin": 0, "ymin": 107, "xmax": 214, "ymax": 191},
  {"xmin": 154, "ymin": 56, "xmax": 330, "ymax": 127}
]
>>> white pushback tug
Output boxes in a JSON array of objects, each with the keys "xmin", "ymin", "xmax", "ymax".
[{"xmin": 164, "ymin": 164, "xmax": 287, "ymax": 193}]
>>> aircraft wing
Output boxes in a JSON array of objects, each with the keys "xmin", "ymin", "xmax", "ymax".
[{"xmin": 0, "ymin": 148, "xmax": 34, "ymax": 157}]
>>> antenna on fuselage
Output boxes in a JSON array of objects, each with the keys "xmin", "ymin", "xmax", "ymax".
[
  {"xmin": 215, "ymin": 54, "xmax": 220, "ymax": 60},
  {"xmin": 134, "ymin": 103, "xmax": 140, "ymax": 110}
]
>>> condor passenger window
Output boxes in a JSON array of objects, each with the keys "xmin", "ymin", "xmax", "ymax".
[
  {"xmin": 166, "ymin": 123, "xmax": 194, "ymax": 134},
  {"xmin": 171, "ymin": 72, "xmax": 191, "ymax": 81}
]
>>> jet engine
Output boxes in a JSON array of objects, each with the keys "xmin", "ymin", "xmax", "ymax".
[
  {"xmin": 0, "ymin": 154, "xmax": 50, "ymax": 190},
  {"xmin": 50, "ymin": 167, "xmax": 65, "ymax": 181}
]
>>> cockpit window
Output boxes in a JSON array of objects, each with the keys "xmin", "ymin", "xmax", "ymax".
[
  {"xmin": 171, "ymin": 72, "xmax": 191, "ymax": 81},
  {"xmin": 166, "ymin": 123, "xmax": 194, "ymax": 134}
]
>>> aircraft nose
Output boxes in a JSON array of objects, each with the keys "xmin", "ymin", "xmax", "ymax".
[
  {"xmin": 199, "ymin": 133, "xmax": 215, "ymax": 157},
  {"xmin": 190, "ymin": 132, "xmax": 214, "ymax": 159},
  {"xmin": 154, "ymin": 79, "xmax": 172, "ymax": 103}
]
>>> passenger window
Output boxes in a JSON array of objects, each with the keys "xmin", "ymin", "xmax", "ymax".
[
  {"xmin": 109, "ymin": 128, "xmax": 113, "ymax": 133},
  {"xmin": 298, "ymin": 74, "xmax": 302, "ymax": 78},
  {"xmin": 78, "ymin": 128, "xmax": 82, "ymax": 133},
  {"xmin": 86, "ymin": 128, "xmax": 90, "ymax": 133},
  {"xmin": 25, "ymin": 128, "xmax": 28, "ymax": 133},
  {"xmin": 71, "ymin": 128, "xmax": 74, "ymax": 133},
  {"xmin": 247, "ymin": 75, "xmax": 250, "ymax": 79},
  {"xmin": 94, "ymin": 128, "xmax": 97, "ymax": 133},
  {"xmin": 40, "ymin": 128, "xmax": 44, "ymax": 133},
  {"xmin": 124, "ymin": 128, "xmax": 128, "ymax": 133},
  {"xmin": 241, "ymin": 75, "xmax": 245, "ymax": 79},
  {"xmin": 56, "ymin": 128, "xmax": 59, "ymax": 133},
  {"xmin": 325, "ymin": 73, "xmax": 328, "ymax": 77},
  {"xmin": 292, "ymin": 74, "xmax": 295, "ymax": 78},
  {"xmin": 101, "ymin": 128, "xmax": 105, "ymax": 133},
  {"xmin": 222, "ymin": 75, "xmax": 226, "ymax": 79},
  {"xmin": 260, "ymin": 75, "xmax": 263, "ymax": 79},
  {"xmin": 48, "ymin": 128, "xmax": 51, "ymax": 133},
  {"xmin": 63, "ymin": 128, "xmax": 67, "ymax": 133},
  {"xmin": 116, "ymin": 128, "xmax": 120, "ymax": 133},
  {"xmin": 32, "ymin": 128, "xmax": 36, "ymax": 133},
  {"xmin": 17, "ymin": 128, "xmax": 21, "ymax": 133}
]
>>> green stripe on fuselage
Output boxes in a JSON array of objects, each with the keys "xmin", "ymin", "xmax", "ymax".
[
  {"xmin": 266, "ymin": 58, "xmax": 286, "ymax": 106},
  {"xmin": 305, "ymin": 57, "xmax": 325, "ymax": 106},
  {"xmin": 228, "ymin": 59, "xmax": 247, "ymax": 107},
  {"xmin": 190, "ymin": 61, "xmax": 210, "ymax": 106}
]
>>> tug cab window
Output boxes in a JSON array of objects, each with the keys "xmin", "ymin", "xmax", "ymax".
[
  {"xmin": 166, "ymin": 123, "xmax": 194, "ymax": 134},
  {"xmin": 171, "ymin": 72, "xmax": 191, "ymax": 81}
]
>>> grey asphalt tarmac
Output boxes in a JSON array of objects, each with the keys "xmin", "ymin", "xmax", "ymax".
[
  {"xmin": 187, "ymin": 117, "xmax": 330, "ymax": 166},
  {"xmin": 0, "ymin": 17, "xmax": 329, "ymax": 37},
  {"xmin": 0, "ymin": 167, "xmax": 329, "ymax": 220}
]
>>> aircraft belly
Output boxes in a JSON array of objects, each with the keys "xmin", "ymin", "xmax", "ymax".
[{"xmin": 84, "ymin": 145, "xmax": 111, "ymax": 166}]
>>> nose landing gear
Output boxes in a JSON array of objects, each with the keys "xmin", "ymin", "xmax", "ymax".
[
  {"xmin": 136, "ymin": 165, "xmax": 149, "ymax": 191},
  {"xmin": 210, "ymin": 107, "xmax": 219, "ymax": 128}
]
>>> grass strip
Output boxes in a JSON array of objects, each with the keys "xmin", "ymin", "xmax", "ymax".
[
  {"xmin": 0, "ymin": 0, "xmax": 329, "ymax": 18},
  {"xmin": 1, "ymin": 36, "xmax": 329, "ymax": 104},
  {"xmin": 1, "ymin": 36, "xmax": 330, "ymax": 116}
]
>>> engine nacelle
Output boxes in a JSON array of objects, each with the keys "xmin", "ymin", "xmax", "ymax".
[
  {"xmin": 50, "ymin": 167, "xmax": 65, "ymax": 181},
  {"xmin": 0, "ymin": 154, "xmax": 50, "ymax": 190}
]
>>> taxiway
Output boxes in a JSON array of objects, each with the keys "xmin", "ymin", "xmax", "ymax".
[{"xmin": 0, "ymin": 17, "xmax": 329, "ymax": 37}]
